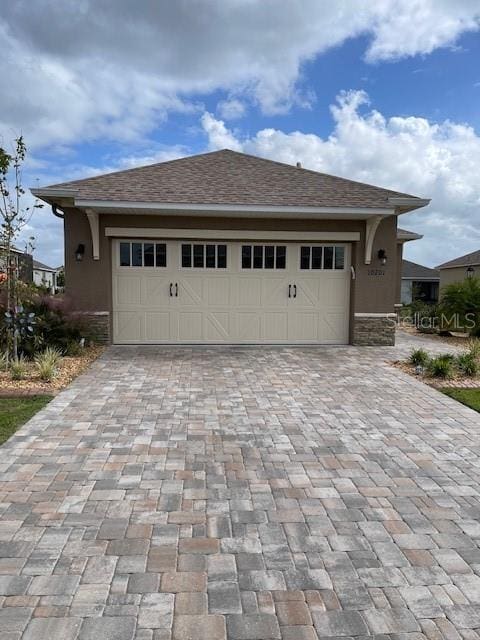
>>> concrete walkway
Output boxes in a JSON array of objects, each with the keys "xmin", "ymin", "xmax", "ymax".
[{"xmin": 0, "ymin": 334, "xmax": 479, "ymax": 639}]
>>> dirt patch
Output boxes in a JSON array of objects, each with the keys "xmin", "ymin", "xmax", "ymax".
[{"xmin": 0, "ymin": 346, "xmax": 104, "ymax": 396}]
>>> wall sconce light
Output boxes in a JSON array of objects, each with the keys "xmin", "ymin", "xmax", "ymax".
[
  {"xmin": 377, "ymin": 249, "xmax": 387, "ymax": 266},
  {"xmin": 75, "ymin": 244, "xmax": 85, "ymax": 262},
  {"xmin": 466, "ymin": 266, "xmax": 475, "ymax": 279}
]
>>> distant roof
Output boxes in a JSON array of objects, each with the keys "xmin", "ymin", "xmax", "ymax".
[
  {"xmin": 397, "ymin": 228, "xmax": 423, "ymax": 242},
  {"xmin": 33, "ymin": 259, "xmax": 56, "ymax": 272},
  {"xmin": 32, "ymin": 149, "xmax": 428, "ymax": 213},
  {"xmin": 402, "ymin": 259, "xmax": 440, "ymax": 280},
  {"xmin": 436, "ymin": 249, "xmax": 480, "ymax": 270}
]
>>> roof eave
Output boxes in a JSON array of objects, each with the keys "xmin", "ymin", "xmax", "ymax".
[{"xmin": 388, "ymin": 197, "xmax": 431, "ymax": 213}]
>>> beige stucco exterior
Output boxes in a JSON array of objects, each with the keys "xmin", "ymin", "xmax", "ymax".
[
  {"xmin": 439, "ymin": 265, "xmax": 478, "ymax": 293},
  {"xmin": 63, "ymin": 207, "xmax": 400, "ymax": 343}
]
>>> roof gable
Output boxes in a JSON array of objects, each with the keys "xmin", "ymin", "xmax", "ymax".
[
  {"xmin": 436, "ymin": 249, "xmax": 480, "ymax": 270},
  {"xmin": 402, "ymin": 259, "xmax": 440, "ymax": 280},
  {"xmin": 35, "ymin": 149, "xmax": 425, "ymax": 211}
]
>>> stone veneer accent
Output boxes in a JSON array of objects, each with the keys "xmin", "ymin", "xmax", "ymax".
[
  {"xmin": 74, "ymin": 311, "xmax": 110, "ymax": 344},
  {"xmin": 353, "ymin": 314, "xmax": 396, "ymax": 346}
]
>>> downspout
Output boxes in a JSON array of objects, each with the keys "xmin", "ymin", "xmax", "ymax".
[{"xmin": 52, "ymin": 203, "xmax": 64, "ymax": 219}]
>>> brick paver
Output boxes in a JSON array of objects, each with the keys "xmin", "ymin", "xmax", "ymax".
[{"xmin": 0, "ymin": 333, "xmax": 479, "ymax": 639}]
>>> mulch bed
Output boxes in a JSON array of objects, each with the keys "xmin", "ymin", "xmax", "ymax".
[
  {"xmin": 0, "ymin": 346, "xmax": 104, "ymax": 396},
  {"xmin": 393, "ymin": 360, "xmax": 480, "ymax": 390}
]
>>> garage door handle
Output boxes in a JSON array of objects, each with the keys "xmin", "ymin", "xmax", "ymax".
[
  {"xmin": 175, "ymin": 283, "xmax": 178, "ymax": 297},
  {"xmin": 169, "ymin": 283, "xmax": 173, "ymax": 297},
  {"xmin": 288, "ymin": 284, "xmax": 291, "ymax": 298},
  {"xmin": 293, "ymin": 284, "xmax": 297, "ymax": 298}
]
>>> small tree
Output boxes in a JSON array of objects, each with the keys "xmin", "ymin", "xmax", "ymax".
[
  {"xmin": 440, "ymin": 277, "xmax": 480, "ymax": 336},
  {"xmin": 0, "ymin": 137, "xmax": 42, "ymax": 360}
]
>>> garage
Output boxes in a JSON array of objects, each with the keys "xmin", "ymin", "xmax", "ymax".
[{"xmin": 112, "ymin": 239, "xmax": 351, "ymax": 344}]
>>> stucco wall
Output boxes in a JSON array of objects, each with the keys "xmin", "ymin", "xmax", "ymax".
[
  {"xmin": 439, "ymin": 266, "xmax": 475, "ymax": 293},
  {"xmin": 64, "ymin": 207, "xmax": 400, "ymax": 324}
]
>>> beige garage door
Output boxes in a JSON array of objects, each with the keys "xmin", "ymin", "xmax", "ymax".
[{"xmin": 112, "ymin": 240, "xmax": 351, "ymax": 344}]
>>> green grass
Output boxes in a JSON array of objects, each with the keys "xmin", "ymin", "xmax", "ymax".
[
  {"xmin": 0, "ymin": 396, "xmax": 53, "ymax": 445},
  {"xmin": 442, "ymin": 388, "xmax": 480, "ymax": 413}
]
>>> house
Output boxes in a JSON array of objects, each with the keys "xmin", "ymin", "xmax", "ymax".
[
  {"xmin": 401, "ymin": 260, "xmax": 440, "ymax": 305},
  {"xmin": 33, "ymin": 260, "xmax": 57, "ymax": 293},
  {"xmin": 0, "ymin": 246, "xmax": 33, "ymax": 284},
  {"xmin": 31, "ymin": 149, "xmax": 429, "ymax": 346},
  {"xmin": 437, "ymin": 249, "xmax": 480, "ymax": 292}
]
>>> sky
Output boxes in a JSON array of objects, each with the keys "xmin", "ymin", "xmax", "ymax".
[{"xmin": 1, "ymin": 0, "xmax": 479, "ymax": 268}]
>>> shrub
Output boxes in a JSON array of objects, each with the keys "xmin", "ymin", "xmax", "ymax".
[
  {"xmin": 64, "ymin": 340, "xmax": 82, "ymax": 357},
  {"xmin": 440, "ymin": 277, "xmax": 480, "ymax": 335},
  {"xmin": 35, "ymin": 359, "xmax": 55, "ymax": 382},
  {"xmin": 10, "ymin": 356, "xmax": 28, "ymax": 380},
  {"xmin": 41, "ymin": 346, "xmax": 63, "ymax": 367},
  {"xmin": 456, "ymin": 352, "xmax": 479, "ymax": 377},
  {"xmin": 427, "ymin": 354, "xmax": 455, "ymax": 379},
  {"xmin": 409, "ymin": 348, "xmax": 430, "ymax": 367},
  {"xmin": 467, "ymin": 339, "xmax": 480, "ymax": 360},
  {"xmin": 34, "ymin": 348, "xmax": 62, "ymax": 382}
]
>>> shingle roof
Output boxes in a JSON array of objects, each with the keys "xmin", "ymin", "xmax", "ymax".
[
  {"xmin": 33, "ymin": 259, "xmax": 56, "ymax": 271},
  {"xmin": 38, "ymin": 149, "xmax": 424, "ymax": 210},
  {"xmin": 436, "ymin": 249, "xmax": 480, "ymax": 270},
  {"xmin": 402, "ymin": 260, "xmax": 440, "ymax": 280}
]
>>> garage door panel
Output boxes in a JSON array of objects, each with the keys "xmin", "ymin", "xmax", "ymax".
[
  {"xmin": 263, "ymin": 279, "xmax": 289, "ymax": 307},
  {"xmin": 264, "ymin": 312, "xmax": 288, "ymax": 340},
  {"xmin": 144, "ymin": 276, "xmax": 171, "ymax": 306},
  {"xmin": 289, "ymin": 312, "xmax": 317, "ymax": 341},
  {"xmin": 178, "ymin": 278, "xmax": 204, "ymax": 306},
  {"xmin": 115, "ymin": 311, "xmax": 143, "ymax": 342},
  {"xmin": 320, "ymin": 312, "xmax": 349, "ymax": 343},
  {"xmin": 145, "ymin": 312, "xmax": 172, "ymax": 341},
  {"xmin": 237, "ymin": 312, "xmax": 261, "ymax": 341},
  {"xmin": 206, "ymin": 278, "xmax": 231, "ymax": 306},
  {"xmin": 116, "ymin": 275, "xmax": 142, "ymax": 305},
  {"xmin": 205, "ymin": 312, "xmax": 231, "ymax": 341},
  {"xmin": 178, "ymin": 312, "xmax": 203, "ymax": 341},
  {"xmin": 324, "ymin": 277, "xmax": 349, "ymax": 307},
  {"xmin": 238, "ymin": 278, "xmax": 262, "ymax": 306}
]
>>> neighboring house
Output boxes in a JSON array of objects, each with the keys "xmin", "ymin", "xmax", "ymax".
[
  {"xmin": 401, "ymin": 260, "xmax": 440, "ymax": 305},
  {"xmin": 0, "ymin": 246, "xmax": 33, "ymax": 284},
  {"xmin": 33, "ymin": 260, "xmax": 57, "ymax": 293},
  {"xmin": 31, "ymin": 149, "xmax": 429, "ymax": 346},
  {"xmin": 437, "ymin": 249, "xmax": 480, "ymax": 292}
]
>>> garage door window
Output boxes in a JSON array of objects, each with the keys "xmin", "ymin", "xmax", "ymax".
[
  {"xmin": 242, "ymin": 245, "xmax": 286, "ymax": 269},
  {"xmin": 119, "ymin": 241, "xmax": 167, "ymax": 267},
  {"xmin": 181, "ymin": 244, "xmax": 227, "ymax": 268},
  {"xmin": 300, "ymin": 245, "xmax": 345, "ymax": 270}
]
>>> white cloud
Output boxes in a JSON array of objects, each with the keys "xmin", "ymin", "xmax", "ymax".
[
  {"xmin": 1, "ymin": 1, "xmax": 479, "ymax": 148},
  {"xmin": 201, "ymin": 113, "xmax": 242, "ymax": 151},
  {"xmin": 217, "ymin": 98, "xmax": 247, "ymax": 120},
  {"xmin": 200, "ymin": 91, "xmax": 480, "ymax": 268}
]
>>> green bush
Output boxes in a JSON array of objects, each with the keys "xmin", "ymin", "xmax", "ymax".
[
  {"xmin": 440, "ymin": 277, "xmax": 480, "ymax": 335},
  {"xmin": 456, "ymin": 353, "xmax": 479, "ymax": 377},
  {"xmin": 408, "ymin": 348, "xmax": 430, "ymax": 367},
  {"xmin": 427, "ymin": 354, "xmax": 455, "ymax": 379},
  {"xmin": 35, "ymin": 359, "xmax": 56, "ymax": 382},
  {"xmin": 467, "ymin": 339, "xmax": 480, "ymax": 359},
  {"xmin": 34, "ymin": 347, "xmax": 63, "ymax": 382},
  {"xmin": 10, "ymin": 356, "xmax": 28, "ymax": 380}
]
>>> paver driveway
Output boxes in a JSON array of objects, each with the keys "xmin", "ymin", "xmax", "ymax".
[{"xmin": 1, "ymin": 334, "xmax": 480, "ymax": 640}]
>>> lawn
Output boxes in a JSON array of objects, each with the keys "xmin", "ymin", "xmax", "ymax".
[
  {"xmin": 442, "ymin": 388, "xmax": 480, "ymax": 413},
  {"xmin": 0, "ymin": 396, "xmax": 53, "ymax": 445}
]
